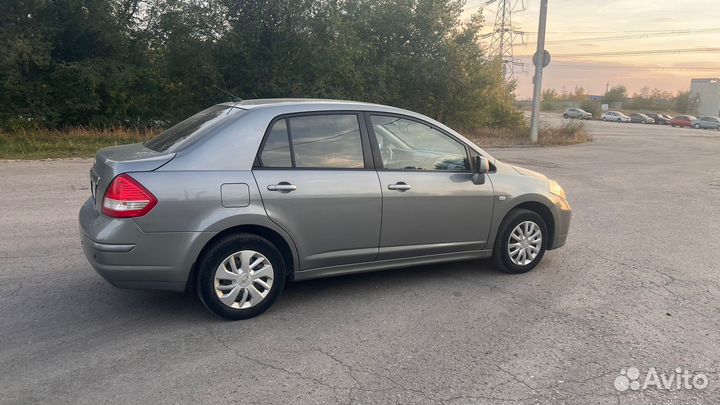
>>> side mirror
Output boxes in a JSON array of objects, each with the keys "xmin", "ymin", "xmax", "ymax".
[{"xmin": 472, "ymin": 156, "xmax": 489, "ymax": 185}]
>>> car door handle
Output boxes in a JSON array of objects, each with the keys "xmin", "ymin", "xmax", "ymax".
[
  {"xmin": 388, "ymin": 182, "xmax": 411, "ymax": 191},
  {"xmin": 267, "ymin": 183, "xmax": 297, "ymax": 192}
]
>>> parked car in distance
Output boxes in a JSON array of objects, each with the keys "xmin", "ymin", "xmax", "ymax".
[
  {"xmin": 629, "ymin": 113, "xmax": 655, "ymax": 124},
  {"xmin": 670, "ymin": 115, "xmax": 696, "ymax": 128},
  {"xmin": 647, "ymin": 113, "xmax": 671, "ymax": 125},
  {"xmin": 79, "ymin": 99, "xmax": 572, "ymax": 320},
  {"xmin": 691, "ymin": 116, "xmax": 720, "ymax": 129},
  {"xmin": 601, "ymin": 111, "xmax": 631, "ymax": 122},
  {"xmin": 563, "ymin": 108, "xmax": 592, "ymax": 120}
]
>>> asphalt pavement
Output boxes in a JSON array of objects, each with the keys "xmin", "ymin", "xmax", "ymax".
[{"xmin": 1, "ymin": 115, "xmax": 719, "ymax": 404}]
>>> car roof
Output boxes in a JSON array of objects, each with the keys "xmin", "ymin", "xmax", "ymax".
[
  {"xmin": 217, "ymin": 98, "xmax": 441, "ymax": 119},
  {"xmin": 222, "ymin": 98, "xmax": 384, "ymax": 110}
]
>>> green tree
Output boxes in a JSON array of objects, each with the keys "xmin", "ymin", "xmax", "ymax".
[
  {"xmin": 602, "ymin": 85, "xmax": 627, "ymax": 105},
  {"xmin": 674, "ymin": 90, "xmax": 699, "ymax": 115},
  {"xmin": 0, "ymin": 0, "xmax": 522, "ymax": 130}
]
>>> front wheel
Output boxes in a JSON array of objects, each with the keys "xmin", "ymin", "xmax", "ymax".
[
  {"xmin": 694, "ymin": 124, "xmax": 700, "ymax": 129},
  {"xmin": 602, "ymin": 117, "xmax": 607, "ymax": 121},
  {"xmin": 197, "ymin": 233, "xmax": 286, "ymax": 320},
  {"xmin": 617, "ymin": 118, "xmax": 622, "ymax": 122},
  {"xmin": 493, "ymin": 209, "xmax": 548, "ymax": 274},
  {"xmin": 563, "ymin": 113, "xmax": 569, "ymax": 119}
]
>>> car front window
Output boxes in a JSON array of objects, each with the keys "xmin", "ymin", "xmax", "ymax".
[{"xmin": 370, "ymin": 115, "xmax": 469, "ymax": 171}]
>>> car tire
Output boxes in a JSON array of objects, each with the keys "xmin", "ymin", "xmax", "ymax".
[
  {"xmin": 197, "ymin": 233, "xmax": 286, "ymax": 320},
  {"xmin": 641, "ymin": 120, "xmax": 646, "ymax": 124},
  {"xmin": 563, "ymin": 113, "xmax": 569, "ymax": 119},
  {"xmin": 694, "ymin": 124, "xmax": 700, "ymax": 129},
  {"xmin": 617, "ymin": 118, "xmax": 622, "ymax": 122},
  {"xmin": 602, "ymin": 117, "xmax": 607, "ymax": 121},
  {"xmin": 493, "ymin": 209, "xmax": 548, "ymax": 274}
]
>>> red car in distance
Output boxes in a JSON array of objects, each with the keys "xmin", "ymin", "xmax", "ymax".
[{"xmin": 670, "ymin": 115, "xmax": 696, "ymax": 128}]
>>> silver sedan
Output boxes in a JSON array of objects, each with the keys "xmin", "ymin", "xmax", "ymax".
[{"xmin": 79, "ymin": 99, "xmax": 572, "ymax": 319}]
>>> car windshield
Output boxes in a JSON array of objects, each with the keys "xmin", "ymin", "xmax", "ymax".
[{"xmin": 145, "ymin": 105, "xmax": 245, "ymax": 153}]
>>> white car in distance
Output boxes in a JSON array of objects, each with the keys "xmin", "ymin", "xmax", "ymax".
[{"xmin": 601, "ymin": 111, "xmax": 631, "ymax": 122}]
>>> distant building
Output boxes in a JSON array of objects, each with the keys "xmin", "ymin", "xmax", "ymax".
[{"xmin": 690, "ymin": 78, "xmax": 720, "ymax": 116}]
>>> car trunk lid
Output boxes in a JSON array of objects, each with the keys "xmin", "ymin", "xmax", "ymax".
[{"xmin": 90, "ymin": 143, "xmax": 175, "ymax": 211}]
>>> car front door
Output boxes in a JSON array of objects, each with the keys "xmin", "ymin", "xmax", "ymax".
[
  {"xmin": 253, "ymin": 113, "xmax": 382, "ymax": 270},
  {"xmin": 366, "ymin": 113, "xmax": 495, "ymax": 260}
]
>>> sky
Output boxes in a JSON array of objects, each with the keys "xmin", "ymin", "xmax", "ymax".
[{"xmin": 463, "ymin": 0, "xmax": 720, "ymax": 99}]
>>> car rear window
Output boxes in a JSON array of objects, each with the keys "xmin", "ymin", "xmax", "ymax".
[
  {"xmin": 145, "ymin": 105, "xmax": 244, "ymax": 153},
  {"xmin": 256, "ymin": 114, "xmax": 365, "ymax": 169}
]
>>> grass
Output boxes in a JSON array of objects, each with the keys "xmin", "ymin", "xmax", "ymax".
[
  {"xmin": 0, "ymin": 121, "xmax": 590, "ymax": 159},
  {"xmin": 462, "ymin": 120, "xmax": 592, "ymax": 147},
  {"xmin": 0, "ymin": 127, "xmax": 157, "ymax": 159}
]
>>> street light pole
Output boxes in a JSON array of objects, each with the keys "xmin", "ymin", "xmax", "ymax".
[{"xmin": 529, "ymin": 0, "xmax": 549, "ymax": 144}]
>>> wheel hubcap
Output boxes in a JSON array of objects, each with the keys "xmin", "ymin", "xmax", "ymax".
[
  {"xmin": 214, "ymin": 250, "xmax": 274, "ymax": 309},
  {"xmin": 507, "ymin": 221, "xmax": 542, "ymax": 266}
]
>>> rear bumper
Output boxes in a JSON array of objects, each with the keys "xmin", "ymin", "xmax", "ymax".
[{"xmin": 79, "ymin": 198, "xmax": 215, "ymax": 291}]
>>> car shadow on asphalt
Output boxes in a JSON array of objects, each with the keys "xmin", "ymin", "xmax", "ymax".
[
  {"xmin": 47, "ymin": 258, "xmax": 502, "ymax": 324},
  {"xmin": 278, "ymin": 258, "xmax": 502, "ymax": 305}
]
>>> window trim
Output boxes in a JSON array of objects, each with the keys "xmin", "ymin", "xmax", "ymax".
[
  {"xmin": 253, "ymin": 111, "xmax": 375, "ymax": 171},
  {"xmin": 363, "ymin": 112, "xmax": 474, "ymax": 173},
  {"xmin": 256, "ymin": 117, "xmax": 293, "ymax": 168}
]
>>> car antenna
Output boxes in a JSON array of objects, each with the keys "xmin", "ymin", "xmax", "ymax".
[
  {"xmin": 213, "ymin": 85, "xmax": 243, "ymax": 115},
  {"xmin": 213, "ymin": 85, "xmax": 242, "ymax": 102}
]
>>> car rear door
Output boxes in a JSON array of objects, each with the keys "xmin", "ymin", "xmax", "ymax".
[
  {"xmin": 253, "ymin": 112, "xmax": 382, "ymax": 270},
  {"xmin": 366, "ymin": 113, "xmax": 495, "ymax": 260}
]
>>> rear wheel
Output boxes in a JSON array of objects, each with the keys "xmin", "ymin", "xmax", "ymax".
[
  {"xmin": 197, "ymin": 233, "xmax": 286, "ymax": 320},
  {"xmin": 493, "ymin": 209, "xmax": 548, "ymax": 274}
]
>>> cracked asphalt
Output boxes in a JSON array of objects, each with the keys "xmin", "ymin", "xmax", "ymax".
[{"xmin": 1, "ymin": 114, "xmax": 719, "ymax": 404}]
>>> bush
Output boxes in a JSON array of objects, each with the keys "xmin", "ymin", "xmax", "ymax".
[
  {"xmin": 580, "ymin": 101, "xmax": 601, "ymax": 118},
  {"xmin": 461, "ymin": 120, "xmax": 591, "ymax": 147}
]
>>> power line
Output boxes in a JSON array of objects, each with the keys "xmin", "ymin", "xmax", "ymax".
[
  {"xmin": 516, "ymin": 47, "xmax": 720, "ymax": 58},
  {"xmin": 525, "ymin": 29, "xmax": 720, "ymax": 45},
  {"xmin": 513, "ymin": 62, "xmax": 720, "ymax": 71},
  {"xmin": 523, "ymin": 28, "xmax": 720, "ymax": 34}
]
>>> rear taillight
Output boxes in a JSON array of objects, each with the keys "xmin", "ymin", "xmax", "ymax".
[{"xmin": 102, "ymin": 174, "xmax": 158, "ymax": 218}]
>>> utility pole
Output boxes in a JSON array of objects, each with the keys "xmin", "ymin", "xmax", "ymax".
[{"xmin": 529, "ymin": 0, "xmax": 549, "ymax": 144}]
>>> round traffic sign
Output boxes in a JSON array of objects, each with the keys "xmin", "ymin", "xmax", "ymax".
[{"xmin": 532, "ymin": 50, "xmax": 551, "ymax": 68}]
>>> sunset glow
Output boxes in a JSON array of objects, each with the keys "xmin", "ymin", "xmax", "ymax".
[{"xmin": 465, "ymin": 0, "xmax": 720, "ymax": 98}]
